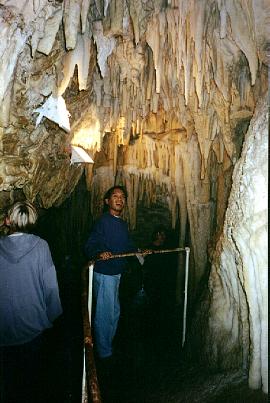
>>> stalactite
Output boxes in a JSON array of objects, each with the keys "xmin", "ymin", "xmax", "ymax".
[
  {"xmin": 103, "ymin": 0, "xmax": 125, "ymax": 36},
  {"xmin": 190, "ymin": 0, "xmax": 206, "ymax": 108},
  {"xmin": 124, "ymin": 172, "xmax": 140, "ymax": 230},
  {"xmin": 0, "ymin": 9, "xmax": 28, "ymax": 103},
  {"xmin": 81, "ymin": 0, "xmax": 91, "ymax": 33},
  {"xmin": 144, "ymin": 49, "xmax": 153, "ymax": 102},
  {"xmin": 93, "ymin": 74, "xmax": 103, "ymax": 107},
  {"xmin": 36, "ymin": 6, "xmax": 63, "ymax": 55},
  {"xmin": 225, "ymin": 0, "xmax": 258, "ymax": 85},
  {"xmin": 63, "ymin": 0, "xmax": 82, "ymax": 50},
  {"xmin": 181, "ymin": 134, "xmax": 212, "ymax": 283},
  {"xmin": 92, "ymin": 20, "xmax": 116, "ymax": 78},
  {"xmin": 146, "ymin": 14, "xmax": 161, "ymax": 94},
  {"xmin": 194, "ymin": 114, "xmax": 210, "ymax": 180},
  {"xmin": 58, "ymin": 33, "xmax": 92, "ymax": 95},
  {"xmin": 183, "ymin": 17, "xmax": 192, "ymax": 106},
  {"xmin": 128, "ymin": 0, "xmax": 154, "ymax": 45},
  {"xmin": 90, "ymin": 165, "xmax": 115, "ymax": 218},
  {"xmin": 174, "ymin": 143, "xmax": 188, "ymax": 246}
]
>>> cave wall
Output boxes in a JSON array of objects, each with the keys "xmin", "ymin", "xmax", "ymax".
[
  {"xmin": 0, "ymin": 0, "xmax": 268, "ymax": 392},
  {"xmin": 203, "ymin": 95, "xmax": 268, "ymax": 393}
]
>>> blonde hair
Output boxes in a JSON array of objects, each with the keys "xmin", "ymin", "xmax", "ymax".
[{"xmin": 8, "ymin": 201, "xmax": 38, "ymax": 232}]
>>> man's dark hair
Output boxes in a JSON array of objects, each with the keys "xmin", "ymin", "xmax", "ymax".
[{"xmin": 103, "ymin": 186, "xmax": 128, "ymax": 211}]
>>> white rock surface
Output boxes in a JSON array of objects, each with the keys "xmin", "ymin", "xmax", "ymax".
[{"xmin": 208, "ymin": 94, "xmax": 268, "ymax": 393}]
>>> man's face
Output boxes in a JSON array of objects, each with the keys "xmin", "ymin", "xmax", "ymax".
[{"xmin": 105, "ymin": 188, "xmax": 126, "ymax": 216}]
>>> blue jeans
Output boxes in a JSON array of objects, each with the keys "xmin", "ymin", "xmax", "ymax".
[{"xmin": 93, "ymin": 272, "xmax": 121, "ymax": 358}]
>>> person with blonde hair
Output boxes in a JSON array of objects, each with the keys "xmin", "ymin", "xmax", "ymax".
[{"xmin": 0, "ymin": 200, "xmax": 62, "ymax": 403}]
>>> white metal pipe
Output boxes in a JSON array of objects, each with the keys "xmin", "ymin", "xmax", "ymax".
[
  {"xmin": 182, "ymin": 247, "xmax": 190, "ymax": 347},
  {"xmin": 88, "ymin": 263, "xmax": 94, "ymax": 325}
]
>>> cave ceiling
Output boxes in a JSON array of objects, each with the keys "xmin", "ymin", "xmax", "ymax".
[{"xmin": 0, "ymin": 0, "xmax": 268, "ymax": 275}]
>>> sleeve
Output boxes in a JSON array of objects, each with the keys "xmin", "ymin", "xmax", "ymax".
[
  {"xmin": 84, "ymin": 219, "xmax": 107, "ymax": 259},
  {"xmin": 42, "ymin": 242, "xmax": 63, "ymax": 322}
]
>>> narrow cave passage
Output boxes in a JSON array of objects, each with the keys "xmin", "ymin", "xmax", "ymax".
[{"xmin": 33, "ymin": 175, "xmax": 267, "ymax": 403}]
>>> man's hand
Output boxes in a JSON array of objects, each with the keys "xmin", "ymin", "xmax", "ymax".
[
  {"xmin": 98, "ymin": 251, "xmax": 113, "ymax": 260},
  {"xmin": 139, "ymin": 249, "xmax": 152, "ymax": 256},
  {"xmin": 136, "ymin": 249, "xmax": 152, "ymax": 265}
]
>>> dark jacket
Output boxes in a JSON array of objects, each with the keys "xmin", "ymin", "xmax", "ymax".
[
  {"xmin": 0, "ymin": 233, "xmax": 62, "ymax": 346},
  {"xmin": 85, "ymin": 212, "xmax": 136, "ymax": 275}
]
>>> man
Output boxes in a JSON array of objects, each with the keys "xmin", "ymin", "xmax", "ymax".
[{"xmin": 85, "ymin": 186, "xmax": 138, "ymax": 362}]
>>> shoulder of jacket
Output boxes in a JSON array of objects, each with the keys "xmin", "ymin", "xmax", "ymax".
[{"xmin": 31, "ymin": 235, "xmax": 49, "ymax": 249}]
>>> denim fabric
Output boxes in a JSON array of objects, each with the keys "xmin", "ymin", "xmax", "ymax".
[{"xmin": 93, "ymin": 272, "xmax": 121, "ymax": 358}]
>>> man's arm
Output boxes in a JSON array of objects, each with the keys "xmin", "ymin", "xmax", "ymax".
[{"xmin": 84, "ymin": 220, "xmax": 109, "ymax": 260}]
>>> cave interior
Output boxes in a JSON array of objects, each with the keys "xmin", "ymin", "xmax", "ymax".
[{"xmin": 0, "ymin": 0, "xmax": 268, "ymax": 402}]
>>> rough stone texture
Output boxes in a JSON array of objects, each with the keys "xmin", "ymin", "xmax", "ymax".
[{"xmin": 204, "ymin": 94, "xmax": 268, "ymax": 393}]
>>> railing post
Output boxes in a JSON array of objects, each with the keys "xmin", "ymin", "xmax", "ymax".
[
  {"xmin": 182, "ymin": 247, "xmax": 190, "ymax": 347},
  {"xmin": 81, "ymin": 263, "xmax": 102, "ymax": 403}
]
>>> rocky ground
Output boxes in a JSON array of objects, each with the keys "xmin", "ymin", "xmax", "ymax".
[{"xmin": 95, "ymin": 303, "xmax": 267, "ymax": 403}]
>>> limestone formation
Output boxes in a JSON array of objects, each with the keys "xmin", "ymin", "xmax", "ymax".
[{"xmin": 206, "ymin": 95, "xmax": 268, "ymax": 393}]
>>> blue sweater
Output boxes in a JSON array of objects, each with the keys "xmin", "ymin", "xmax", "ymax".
[
  {"xmin": 0, "ymin": 233, "xmax": 63, "ymax": 346},
  {"xmin": 85, "ymin": 212, "xmax": 136, "ymax": 275}
]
